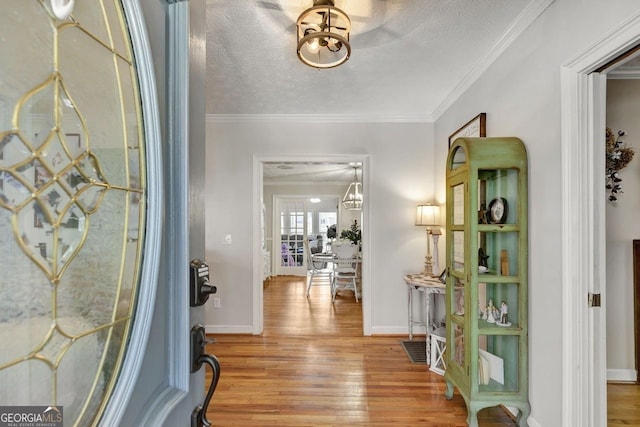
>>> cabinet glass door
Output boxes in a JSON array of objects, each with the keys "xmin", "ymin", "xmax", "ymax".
[
  {"xmin": 452, "ymin": 183, "xmax": 465, "ymax": 226},
  {"xmin": 451, "ymin": 183, "xmax": 465, "ymax": 273}
]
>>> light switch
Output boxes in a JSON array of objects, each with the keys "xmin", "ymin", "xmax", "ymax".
[{"xmin": 223, "ymin": 234, "xmax": 232, "ymax": 245}]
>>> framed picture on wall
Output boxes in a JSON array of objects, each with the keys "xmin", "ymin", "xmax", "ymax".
[{"xmin": 448, "ymin": 112, "xmax": 486, "ymax": 148}]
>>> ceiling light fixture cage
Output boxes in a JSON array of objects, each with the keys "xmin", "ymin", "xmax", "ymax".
[
  {"xmin": 342, "ymin": 166, "xmax": 362, "ymax": 210},
  {"xmin": 297, "ymin": 0, "xmax": 351, "ymax": 69}
]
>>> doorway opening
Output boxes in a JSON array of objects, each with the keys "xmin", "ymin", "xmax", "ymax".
[
  {"xmin": 634, "ymin": 240, "xmax": 640, "ymax": 384},
  {"xmin": 274, "ymin": 196, "xmax": 339, "ymax": 277},
  {"xmin": 561, "ymin": 13, "xmax": 640, "ymax": 426},
  {"xmin": 253, "ymin": 156, "xmax": 371, "ymax": 336}
]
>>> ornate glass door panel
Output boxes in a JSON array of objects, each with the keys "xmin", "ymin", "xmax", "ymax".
[{"xmin": 0, "ymin": 1, "xmax": 148, "ymax": 425}]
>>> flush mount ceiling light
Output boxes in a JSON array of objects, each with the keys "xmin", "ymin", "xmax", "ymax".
[{"xmin": 297, "ymin": 0, "xmax": 351, "ymax": 69}]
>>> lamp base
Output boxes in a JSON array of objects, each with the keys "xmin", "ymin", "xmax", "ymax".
[{"xmin": 423, "ymin": 256, "xmax": 433, "ymax": 277}]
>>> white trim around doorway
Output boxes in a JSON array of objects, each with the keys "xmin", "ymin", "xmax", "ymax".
[
  {"xmin": 253, "ymin": 155, "xmax": 372, "ymax": 336},
  {"xmin": 560, "ymin": 10, "xmax": 640, "ymax": 427}
]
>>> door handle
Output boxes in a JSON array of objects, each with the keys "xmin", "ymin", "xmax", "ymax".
[{"xmin": 190, "ymin": 324, "xmax": 221, "ymax": 427}]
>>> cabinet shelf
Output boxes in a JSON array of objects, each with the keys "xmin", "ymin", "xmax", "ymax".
[
  {"xmin": 451, "ymin": 314, "xmax": 465, "ymax": 325},
  {"xmin": 477, "ymin": 224, "xmax": 519, "ymax": 233},
  {"xmin": 445, "ymin": 137, "xmax": 530, "ymax": 426},
  {"xmin": 477, "ymin": 320, "xmax": 522, "ymax": 334},
  {"xmin": 477, "ymin": 274, "xmax": 519, "ymax": 283},
  {"xmin": 479, "ymin": 378, "xmax": 519, "ymax": 394}
]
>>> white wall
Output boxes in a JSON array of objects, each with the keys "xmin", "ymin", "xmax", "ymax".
[
  {"xmin": 433, "ymin": 1, "xmax": 640, "ymax": 424},
  {"xmin": 205, "ymin": 121, "xmax": 436, "ymax": 333},
  {"xmin": 605, "ymin": 79, "xmax": 640, "ymax": 379}
]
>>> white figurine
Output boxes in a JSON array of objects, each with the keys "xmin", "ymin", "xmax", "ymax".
[
  {"xmin": 486, "ymin": 299, "xmax": 496, "ymax": 323},
  {"xmin": 500, "ymin": 301, "xmax": 508, "ymax": 324}
]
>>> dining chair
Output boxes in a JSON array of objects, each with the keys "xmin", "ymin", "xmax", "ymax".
[
  {"xmin": 331, "ymin": 242, "xmax": 360, "ymax": 302},
  {"xmin": 304, "ymin": 239, "xmax": 334, "ymax": 297}
]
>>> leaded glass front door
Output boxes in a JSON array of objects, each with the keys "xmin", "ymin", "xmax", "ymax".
[{"xmin": 0, "ymin": 1, "xmax": 149, "ymax": 425}]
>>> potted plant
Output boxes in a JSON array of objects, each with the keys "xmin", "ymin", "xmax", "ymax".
[{"xmin": 340, "ymin": 220, "xmax": 361, "ymax": 246}]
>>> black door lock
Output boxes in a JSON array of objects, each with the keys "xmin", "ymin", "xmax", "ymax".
[{"xmin": 190, "ymin": 259, "xmax": 216, "ymax": 307}]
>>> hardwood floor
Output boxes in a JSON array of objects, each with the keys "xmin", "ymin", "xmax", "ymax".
[
  {"xmin": 205, "ymin": 275, "xmax": 516, "ymax": 426},
  {"xmin": 608, "ymin": 382, "xmax": 640, "ymax": 425}
]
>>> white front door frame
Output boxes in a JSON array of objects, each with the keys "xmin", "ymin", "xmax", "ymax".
[
  {"xmin": 560, "ymin": 10, "xmax": 640, "ymax": 427},
  {"xmin": 253, "ymin": 155, "xmax": 372, "ymax": 336}
]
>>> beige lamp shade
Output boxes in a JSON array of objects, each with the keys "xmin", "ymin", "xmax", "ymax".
[{"xmin": 416, "ymin": 204, "xmax": 440, "ymax": 226}]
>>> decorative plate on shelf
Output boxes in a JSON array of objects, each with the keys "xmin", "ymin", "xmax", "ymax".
[{"xmin": 487, "ymin": 197, "xmax": 508, "ymax": 224}]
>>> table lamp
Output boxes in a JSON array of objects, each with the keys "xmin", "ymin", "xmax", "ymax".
[{"xmin": 416, "ymin": 204, "xmax": 441, "ymax": 277}]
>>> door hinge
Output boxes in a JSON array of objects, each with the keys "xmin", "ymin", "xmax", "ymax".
[{"xmin": 588, "ymin": 293, "xmax": 601, "ymax": 307}]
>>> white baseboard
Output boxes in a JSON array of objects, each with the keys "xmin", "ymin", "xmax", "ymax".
[
  {"xmin": 205, "ymin": 324, "xmax": 253, "ymax": 334},
  {"xmin": 206, "ymin": 325, "xmax": 428, "ymax": 336},
  {"xmin": 607, "ymin": 369, "xmax": 637, "ymax": 382},
  {"xmin": 370, "ymin": 326, "xmax": 425, "ymax": 335},
  {"xmin": 528, "ymin": 416, "xmax": 541, "ymax": 427}
]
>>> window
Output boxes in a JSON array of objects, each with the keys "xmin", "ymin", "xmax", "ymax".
[{"xmin": 319, "ymin": 212, "xmax": 337, "ymax": 234}]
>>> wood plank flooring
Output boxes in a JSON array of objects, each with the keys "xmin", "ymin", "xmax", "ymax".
[
  {"xmin": 608, "ymin": 382, "xmax": 640, "ymax": 425},
  {"xmin": 205, "ymin": 275, "xmax": 516, "ymax": 426},
  {"xmin": 205, "ymin": 275, "xmax": 640, "ymax": 425}
]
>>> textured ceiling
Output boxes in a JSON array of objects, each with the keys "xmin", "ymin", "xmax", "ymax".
[{"xmin": 206, "ymin": 0, "xmax": 537, "ymax": 120}]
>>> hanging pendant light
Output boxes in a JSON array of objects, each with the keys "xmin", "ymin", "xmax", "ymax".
[{"xmin": 342, "ymin": 167, "xmax": 362, "ymax": 210}]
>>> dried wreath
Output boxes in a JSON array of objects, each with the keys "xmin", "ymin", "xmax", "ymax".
[{"xmin": 606, "ymin": 128, "xmax": 635, "ymax": 202}]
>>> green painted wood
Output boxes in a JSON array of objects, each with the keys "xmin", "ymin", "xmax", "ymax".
[{"xmin": 444, "ymin": 137, "xmax": 530, "ymax": 427}]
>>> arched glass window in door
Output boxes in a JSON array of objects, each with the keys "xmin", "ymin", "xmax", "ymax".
[{"xmin": 0, "ymin": 1, "xmax": 148, "ymax": 424}]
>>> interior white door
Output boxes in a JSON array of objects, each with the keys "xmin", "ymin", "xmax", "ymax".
[{"xmin": 275, "ymin": 197, "xmax": 309, "ymax": 276}]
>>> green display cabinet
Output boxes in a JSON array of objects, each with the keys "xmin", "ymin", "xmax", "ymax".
[{"xmin": 444, "ymin": 137, "xmax": 530, "ymax": 426}]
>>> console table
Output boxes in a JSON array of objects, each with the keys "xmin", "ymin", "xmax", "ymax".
[{"xmin": 403, "ymin": 274, "xmax": 446, "ymax": 365}]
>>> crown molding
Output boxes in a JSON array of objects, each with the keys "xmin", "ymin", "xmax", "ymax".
[
  {"xmin": 431, "ymin": 0, "xmax": 555, "ymax": 120},
  {"xmin": 206, "ymin": 113, "xmax": 433, "ymax": 123}
]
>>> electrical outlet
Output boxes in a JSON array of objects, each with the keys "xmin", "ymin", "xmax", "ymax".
[
  {"xmin": 223, "ymin": 234, "xmax": 232, "ymax": 245},
  {"xmin": 213, "ymin": 297, "xmax": 221, "ymax": 308}
]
